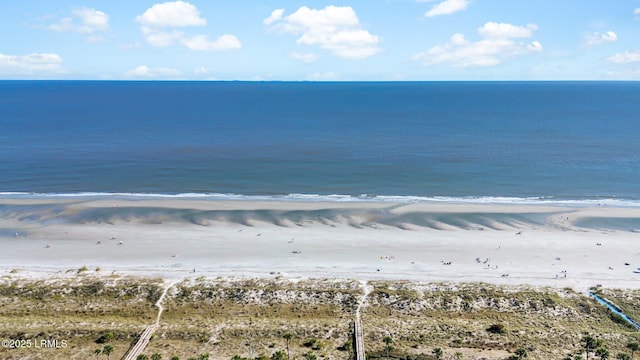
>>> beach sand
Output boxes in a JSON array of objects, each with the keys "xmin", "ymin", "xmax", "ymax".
[{"xmin": 1, "ymin": 198, "xmax": 639, "ymax": 291}]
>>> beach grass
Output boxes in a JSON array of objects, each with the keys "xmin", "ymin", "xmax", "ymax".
[
  {"xmin": 362, "ymin": 282, "xmax": 640, "ymax": 359},
  {"xmin": 0, "ymin": 274, "xmax": 161, "ymax": 360},
  {"xmin": 0, "ymin": 275, "xmax": 638, "ymax": 359}
]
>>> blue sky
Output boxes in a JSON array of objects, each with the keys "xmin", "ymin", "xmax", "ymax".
[{"xmin": 1, "ymin": 0, "xmax": 639, "ymax": 80}]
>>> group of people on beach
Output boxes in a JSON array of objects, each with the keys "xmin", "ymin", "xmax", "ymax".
[{"xmin": 555, "ymin": 270, "xmax": 568, "ymax": 279}]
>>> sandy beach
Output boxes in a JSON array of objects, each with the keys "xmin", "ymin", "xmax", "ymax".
[{"xmin": 1, "ymin": 198, "xmax": 639, "ymax": 291}]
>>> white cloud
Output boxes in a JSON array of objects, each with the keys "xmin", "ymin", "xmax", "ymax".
[
  {"xmin": 265, "ymin": 6, "xmax": 381, "ymax": 59},
  {"xmin": 47, "ymin": 7, "xmax": 109, "ymax": 33},
  {"xmin": 425, "ymin": 0, "xmax": 470, "ymax": 17},
  {"xmin": 478, "ymin": 22, "xmax": 538, "ymax": 38},
  {"xmin": 586, "ymin": 31, "xmax": 617, "ymax": 46},
  {"xmin": 136, "ymin": 1, "xmax": 241, "ymax": 51},
  {"xmin": 290, "ymin": 52, "xmax": 318, "ymax": 63},
  {"xmin": 413, "ymin": 22, "xmax": 542, "ymax": 67},
  {"xmin": 527, "ymin": 41, "xmax": 543, "ymax": 52},
  {"xmin": 283, "ymin": 6, "xmax": 360, "ymax": 33},
  {"xmin": 308, "ymin": 72, "xmax": 341, "ymax": 80},
  {"xmin": 126, "ymin": 65, "xmax": 180, "ymax": 79},
  {"xmin": 135, "ymin": 1, "xmax": 205, "ymax": 27},
  {"xmin": 45, "ymin": 7, "xmax": 109, "ymax": 41},
  {"xmin": 182, "ymin": 34, "xmax": 241, "ymax": 51},
  {"xmin": 606, "ymin": 50, "xmax": 640, "ymax": 64},
  {"xmin": 450, "ymin": 33, "xmax": 469, "ymax": 46},
  {"xmin": 635, "ymin": 8, "xmax": 640, "ymax": 18},
  {"xmin": 141, "ymin": 26, "xmax": 184, "ymax": 47},
  {"xmin": 264, "ymin": 9, "xmax": 285, "ymax": 25},
  {"xmin": 0, "ymin": 53, "xmax": 64, "ymax": 75}
]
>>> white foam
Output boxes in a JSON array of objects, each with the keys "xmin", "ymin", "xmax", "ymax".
[{"xmin": 1, "ymin": 192, "xmax": 639, "ymax": 207}]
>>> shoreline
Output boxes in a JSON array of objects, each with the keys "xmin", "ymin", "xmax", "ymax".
[
  {"xmin": 3, "ymin": 191, "xmax": 640, "ymax": 206},
  {"xmin": 2, "ymin": 198, "xmax": 640, "ymax": 292}
]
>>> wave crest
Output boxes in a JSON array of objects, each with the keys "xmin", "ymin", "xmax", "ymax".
[{"xmin": 1, "ymin": 192, "xmax": 639, "ymax": 207}]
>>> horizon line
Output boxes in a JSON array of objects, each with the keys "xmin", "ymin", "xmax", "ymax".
[{"xmin": 1, "ymin": 79, "xmax": 639, "ymax": 83}]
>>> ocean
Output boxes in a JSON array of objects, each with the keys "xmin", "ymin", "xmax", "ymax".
[{"xmin": 1, "ymin": 81, "xmax": 639, "ymax": 205}]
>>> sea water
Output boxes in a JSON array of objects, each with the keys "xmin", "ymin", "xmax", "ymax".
[{"xmin": 1, "ymin": 81, "xmax": 639, "ymax": 204}]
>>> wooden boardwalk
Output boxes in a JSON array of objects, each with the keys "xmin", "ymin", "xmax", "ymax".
[
  {"xmin": 121, "ymin": 281, "xmax": 177, "ymax": 360},
  {"xmin": 353, "ymin": 314, "xmax": 365, "ymax": 360},
  {"xmin": 122, "ymin": 324, "xmax": 159, "ymax": 360},
  {"xmin": 353, "ymin": 280, "xmax": 369, "ymax": 360}
]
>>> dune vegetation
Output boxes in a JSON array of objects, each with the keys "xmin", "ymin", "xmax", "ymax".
[{"xmin": 0, "ymin": 272, "xmax": 638, "ymax": 360}]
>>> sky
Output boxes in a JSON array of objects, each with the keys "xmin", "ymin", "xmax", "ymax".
[{"xmin": 1, "ymin": 0, "xmax": 639, "ymax": 80}]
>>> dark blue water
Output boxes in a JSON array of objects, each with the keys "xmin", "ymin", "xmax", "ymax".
[{"xmin": 1, "ymin": 81, "xmax": 639, "ymax": 202}]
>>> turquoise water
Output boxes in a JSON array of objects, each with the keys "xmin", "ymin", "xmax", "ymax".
[{"xmin": 1, "ymin": 81, "xmax": 639, "ymax": 203}]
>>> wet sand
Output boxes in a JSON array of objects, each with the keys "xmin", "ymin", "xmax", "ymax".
[{"xmin": 1, "ymin": 198, "xmax": 639, "ymax": 291}]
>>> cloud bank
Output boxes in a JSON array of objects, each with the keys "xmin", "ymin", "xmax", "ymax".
[
  {"xmin": 265, "ymin": 6, "xmax": 381, "ymax": 59},
  {"xmin": 607, "ymin": 50, "xmax": 640, "ymax": 64},
  {"xmin": 45, "ymin": 7, "xmax": 109, "ymax": 41},
  {"xmin": 136, "ymin": 1, "xmax": 241, "ymax": 51},
  {"xmin": 126, "ymin": 65, "xmax": 180, "ymax": 79},
  {"xmin": 413, "ymin": 22, "xmax": 542, "ymax": 67},
  {"xmin": 0, "ymin": 53, "xmax": 64, "ymax": 75},
  {"xmin": 47, "ymin": 7, "xmax": 109, "ymax": 33},
  {"xmin": 136, "ymin": 1, "xmax": 205, "ymax": 27}
]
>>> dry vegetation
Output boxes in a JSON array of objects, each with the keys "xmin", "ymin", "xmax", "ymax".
[
  {"xmin": 362, "ymin": 281, "xmax": 640, "ymax": 359},
  {"xmin": 0, "ymin": 273, "xmax": 638, "ymax": 360},
  {"xmin": 0, "ymin": 271, "xmax": 162, "ymax": 360},
  {"xmin": 153, "ymin": 277, "xmax": 360, "ymax": 359}
]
